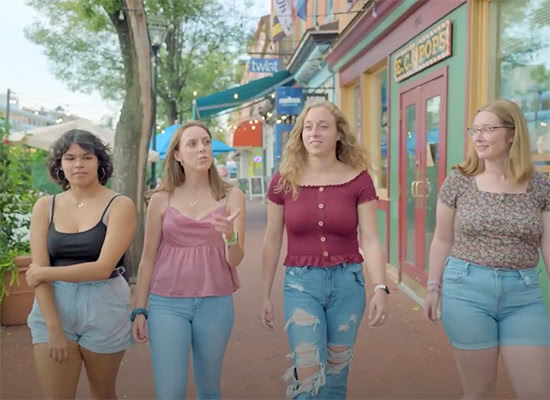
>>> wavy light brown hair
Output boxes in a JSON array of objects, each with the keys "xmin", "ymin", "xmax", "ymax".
[
  {"xmin": 156, "ymin": 121, "xmax": 232, "ymax": 200},
  {"xmin": 277, "ymin": 101, "xmax": 371, "ymax": 198},
  {"xmin": 456, "ymin": 99, "xmax": 534, "ymax": 183}
]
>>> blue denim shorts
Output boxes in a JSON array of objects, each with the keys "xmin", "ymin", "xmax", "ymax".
[
  {"xmin": 441, "ymin": 257, "xmax": 550, "ymax": 350},
  {"xmin": 27, "ymin": 273, "xmax": 133, "ymax": 354}
]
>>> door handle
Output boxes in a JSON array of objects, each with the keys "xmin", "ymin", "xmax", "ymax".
[
  {"xmin": 417, "ymin": 181, "xmax": 425, "ymax": 197},
  {"xmin": 410, "ymin": 181, "xmax": 420, "ymax": 197}
]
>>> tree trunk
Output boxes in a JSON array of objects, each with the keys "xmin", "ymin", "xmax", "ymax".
[
  {"xmin": 166, "ymin": 99, "xmax": 178, "ymax": 124},
  {"xmin": 107, "ymin": 0, "xmax": 153, "ymax": 279}
]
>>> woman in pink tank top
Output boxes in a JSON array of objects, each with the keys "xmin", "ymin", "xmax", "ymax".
[{"xmin": 131, "ymin": 121, "xmax": 246, "ymax": 399}]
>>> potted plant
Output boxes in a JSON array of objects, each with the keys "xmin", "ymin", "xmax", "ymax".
[
  {"xmin": 0, "ymin": 117, "xmax": 38, "ymax": 326},
  {"xmin": 0, "ymin": 246, "xmax": 33, "ymax": 326}
]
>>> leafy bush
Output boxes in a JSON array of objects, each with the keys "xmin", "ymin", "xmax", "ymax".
[{"xmin": 0, "ymin": 117, "xmax": 38, "ymax": 301}]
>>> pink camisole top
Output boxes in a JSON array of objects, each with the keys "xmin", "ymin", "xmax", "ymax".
[{"xmin": 150, "ymin": 200, "xmax": 240, "ymax": 297}]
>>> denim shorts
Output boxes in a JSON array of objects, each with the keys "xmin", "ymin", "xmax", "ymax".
[
  {"xmin": 441, "ymin": 257, "xmax": 550, "ymax": 350},
  {"xmin": 27, "ymin": 272, "xmax": 133, "ymax": 354}
]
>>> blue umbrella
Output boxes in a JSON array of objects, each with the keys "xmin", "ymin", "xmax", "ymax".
[
  {"xmin": 150, "ymin": 124, "xmax": 235, "ymax": 160},
  {"xmin": 211, "ymin": 139, "xmax": 235, "ymax": 153}
]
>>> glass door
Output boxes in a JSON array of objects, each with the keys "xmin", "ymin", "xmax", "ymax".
[{"xmin": 399, "ymin": 72, "xmax": 447, "ymax": 285}]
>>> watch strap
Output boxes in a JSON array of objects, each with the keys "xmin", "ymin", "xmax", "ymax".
[{"xmin": 374, "ymin": 284, "xmax": 390, "ymax": 294}]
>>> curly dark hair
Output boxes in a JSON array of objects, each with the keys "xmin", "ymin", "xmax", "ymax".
[{"xmin": 48, "ymin": 129, "xmax": 113, "ymax": 190}]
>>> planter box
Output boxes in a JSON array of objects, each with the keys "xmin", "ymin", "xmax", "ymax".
[{"xmin": 1, "ymin": 255, "xmax": 34, "ymax": 326}]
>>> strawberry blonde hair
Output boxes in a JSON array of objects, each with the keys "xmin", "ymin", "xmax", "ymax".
[{"xmin": 277, "ymin": 101, "xmax": 371, "ymax": 198}]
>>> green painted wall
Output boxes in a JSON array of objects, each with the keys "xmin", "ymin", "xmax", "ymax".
[
  {"xmin": 377, "ymin": 209, "xmax": 387, "ymax": 252},
  {"xmin": 540, "ymin": 258, "xmax": 549, "ymax": 309},
  {"xmin": 333, "ymin": 0, "xmax": 418, "ymax": 72},
  {"xmin": 388, "ymin": 5, "xmax": 468, "ymax": 268}
]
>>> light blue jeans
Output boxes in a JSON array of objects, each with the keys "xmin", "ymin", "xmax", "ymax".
[
  {"xmin": 283, "ymin": 263, "xmax": 366, "ymax": 400},
  {"xmin": 147, "ymin": 294, "xmax": 234, "ymax": 400}
]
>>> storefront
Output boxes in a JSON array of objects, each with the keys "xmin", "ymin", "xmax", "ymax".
[
  {"xmin": 326, "ymin": 0, "xmax": 467, "ymax": 298},
  {"xmin": 327, "ymin": 0, "xmax": 549, "ymax": 305},
  {"xmin": 467, "ymin": 0, "xmax": 550, "ymax": 305}
]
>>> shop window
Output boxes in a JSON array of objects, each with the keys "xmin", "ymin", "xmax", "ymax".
[
  {"xmin": 313, "ymin": 0, "xmax": 318, "ymax": 26},
  {"xmin": 489, "ymin": 0, "xmax": 550, "ymax": 173},
  {"xmin": 362, "ymin": 66, "xmax": 388, "ymax": 197},
  {"xmin": 353, "ymin": 84, "xmax": 361, "ymax": 140},
  {"xmin": 326, "ymin": 0, "xmax": 334, "ymax": 22}
]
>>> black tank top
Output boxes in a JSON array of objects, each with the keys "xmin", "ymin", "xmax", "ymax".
[{"xmin": 47, "ymin": 195, "xmax": 125, "ymax": 274}]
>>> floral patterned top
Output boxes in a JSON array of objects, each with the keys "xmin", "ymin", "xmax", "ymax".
[{"xmin": 439, "ymin": 171, "xmax": 550, "ymax": 269}]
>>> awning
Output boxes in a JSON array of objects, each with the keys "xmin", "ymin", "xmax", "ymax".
[
  {"xmin": 193, "ymin": 70, "xmax": 294, "ymax": 119},
  {"xmin": 150, "ymin": 124, "xmax": 234, "ymax": 159},
  {"xmin": 233, "ymin": 120, "xmax": 262, "ymax": 148}
]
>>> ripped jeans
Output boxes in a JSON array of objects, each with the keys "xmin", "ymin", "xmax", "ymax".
[{"xmin": 283, "ymin": 263, "xmax": 366, "ymax": 399}]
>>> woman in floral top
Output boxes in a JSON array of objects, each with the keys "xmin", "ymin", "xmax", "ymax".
[{"xmin": 425, "ymin": 99, "xmax": 550, "ymax": 399}]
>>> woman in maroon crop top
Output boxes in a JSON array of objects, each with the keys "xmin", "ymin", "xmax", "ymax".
[{"xmin": 261, "ymin": 101, "xmax": 389, "ymax": 399}]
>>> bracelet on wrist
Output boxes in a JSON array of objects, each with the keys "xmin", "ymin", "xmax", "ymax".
[
  {"xmin": 223, "ymin": 231, "xmax": 238, "ymax": 246},
  {"xmin": 130, "ymin": 307, "xmax": 148, "ymax": 321}
]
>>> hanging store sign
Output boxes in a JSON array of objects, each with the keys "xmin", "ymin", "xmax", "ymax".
[
  {"xmin": 394, "ymin": 20, "xmax": 452, "ymax": 82},
  {"xmin": 276, "ymin": 87, "xmax": 304, "ymax": 115},
  {"xmin": 249, "ymin": 58, "xmax": 281, "ymax": 73}
]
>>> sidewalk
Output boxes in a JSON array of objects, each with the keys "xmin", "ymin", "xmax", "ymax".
[{"xmin": 1, "ymin": 200, "xmax": 515, "ymax": 399}]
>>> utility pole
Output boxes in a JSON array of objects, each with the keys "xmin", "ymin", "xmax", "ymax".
[{"xmin": 5, "ymin": 88, "xmax": 11, "ymax": 133}]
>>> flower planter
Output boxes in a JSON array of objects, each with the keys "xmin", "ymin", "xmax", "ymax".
[{"xmin": 1, "ymin": 255, "xmax": 34, "ymax": 326}]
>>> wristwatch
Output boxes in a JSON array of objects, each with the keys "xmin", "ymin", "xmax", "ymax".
[{"xmin": 374, "ymin": 284, "xmax": 390, "ymax": 294}]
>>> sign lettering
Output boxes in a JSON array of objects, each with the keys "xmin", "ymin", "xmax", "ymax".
[
  {"xmin": 249, "ymin": 58, "xmax": 281, "ymax": 73},
  {"xmin": 394, "ymin": 20, "xmax": 452, "ymax": 82}
]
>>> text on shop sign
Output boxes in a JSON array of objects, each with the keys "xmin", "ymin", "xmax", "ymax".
[{"xmin": 394, "ymin": 20, "xmax": 452, "ymax": 82}]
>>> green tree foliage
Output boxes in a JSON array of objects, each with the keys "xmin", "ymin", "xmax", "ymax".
[{"xmin": 25, "ymin": 0, "xmax": 251, "ymax": 124}]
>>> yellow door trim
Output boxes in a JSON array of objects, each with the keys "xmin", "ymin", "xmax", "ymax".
[{"xmin": 467, "ymin": 0, "xmax": 491, "ymax": 123}]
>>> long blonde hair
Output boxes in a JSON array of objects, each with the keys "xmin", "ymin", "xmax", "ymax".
[
  {"xmin": 456, "ymin": 99, "xmax": 534, "ymax": 183},
  {"xmin": 278, "ymin": 101, "xmax": 371, "ymax": 198},
  {"xmin": 156, "ymin": 121, "xmax": 232, "ymax": 200}
]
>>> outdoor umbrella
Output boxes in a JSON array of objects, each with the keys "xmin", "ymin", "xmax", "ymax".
[
  {"xmin": 152, "ymin": 124, "xmax": 235, "ymax": 160},
  {"xmin": 12, "ymin": 119, "xmax": 160, "ymax": 162}
]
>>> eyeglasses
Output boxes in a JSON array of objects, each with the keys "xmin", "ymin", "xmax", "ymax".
[{"xmin": 466, "ymin": 125, "xmax": 514, "ymax": 137}]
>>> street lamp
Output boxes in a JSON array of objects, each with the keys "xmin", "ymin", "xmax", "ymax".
[{"xmin": 148, "ymin": 15, "xmax": 168, "ymax": 189}]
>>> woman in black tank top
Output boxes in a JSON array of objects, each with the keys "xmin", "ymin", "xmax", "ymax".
[{"xmin": 25, "ymin": 129, "xmax": 137, "ymax": 399}]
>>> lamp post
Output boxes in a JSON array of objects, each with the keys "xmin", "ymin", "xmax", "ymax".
[{"xmin": 148, "ymin": 15, "xmax": 168, "ymax": 189}]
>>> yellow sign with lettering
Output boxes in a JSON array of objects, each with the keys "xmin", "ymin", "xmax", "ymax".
[{"xmin": 394, "ymin": 20, "xmax": 452, "ymax": 82}]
